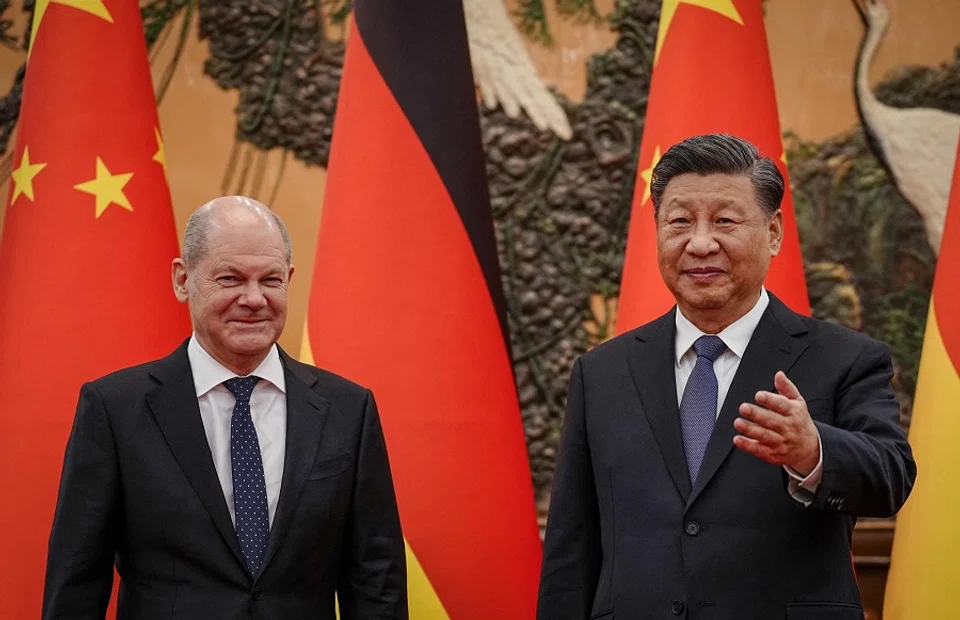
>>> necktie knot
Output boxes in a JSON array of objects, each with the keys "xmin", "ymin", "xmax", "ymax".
[
  {"xmin": 693, "ymin": 335, "xmax": 726, "ymax": 363},
  {"xmin": 224, "ymin": 376, "xmax": 260, "ymax": 402}
]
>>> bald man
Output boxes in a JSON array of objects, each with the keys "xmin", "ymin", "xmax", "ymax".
[{"xmin": 42, "ymin": 197, "xmax": 408, "ymax": 620}]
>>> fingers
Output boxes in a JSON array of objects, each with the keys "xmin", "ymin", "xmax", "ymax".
[
  {"xmin": 754, "ymin": 390, "xmax": 794, "ymax": 416},
  {"xmin": 738, "ymin": 402, "xmax": 788, "ymax": 434},
  {"xmin": 732, "ymin": 435, "xmax": 780, "ymax": 465},
  {"xmin": 733, "ymin": 416, "xmax": 784, "ymax": 445},
  {"xmin": 774, "ymin": 371, "xmax": 801, "ymax": 400}
]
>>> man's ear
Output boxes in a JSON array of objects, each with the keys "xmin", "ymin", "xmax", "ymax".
[
  {"xmin": 768, "ymin": 210, "xmax": 784, "ymax": 257},
  {"xmin": 172, "ymin": 258, "xmax": 189, "ymax": 303}
]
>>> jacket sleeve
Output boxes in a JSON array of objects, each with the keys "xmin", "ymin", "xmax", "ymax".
[
  {"xmin": 42, "ymin": 383, "xmax": 119, "ymax": 620},
  {"xmin": 337, "ymin": 390, "xmax": 408, "ymax": 620},
  {"xmin": 810, "ymin": 340, "xmax": 917, "ymax": 517},
  {"xmin": 537, "ymin": 358, "xmax": 602, "ymax": 620}
]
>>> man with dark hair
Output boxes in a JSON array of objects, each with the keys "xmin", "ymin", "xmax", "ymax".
[{"xmin": 537, "ymin": 133, "xmax": 915, "ymax": 619}]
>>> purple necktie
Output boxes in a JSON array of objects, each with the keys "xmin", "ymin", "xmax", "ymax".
[{"xmin": 680, "ymin": 335, "xmax": 727, "ymax": 484}]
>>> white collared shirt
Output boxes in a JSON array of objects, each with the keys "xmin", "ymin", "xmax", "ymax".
[
  {"xmin": 187, "ymin": 335, "xmax": 287, "ymax": 527},
  {"xmin": 674, "ymin": 288, "xmax": 822, "ymax": 504}
]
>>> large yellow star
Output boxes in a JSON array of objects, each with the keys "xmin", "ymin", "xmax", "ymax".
[
  {"xmin": 654, "ymin": 0, "xmax": 744, "ymax": 66},
  {"xmin": 10, "ymin": 146, "xmax": 47, "ymax": 205},
  {"xmin": 74, "ymin": 157, "xmax": 134, "ymax": 218},
  {"xmin": 639, "ymin": 145, "xmax": 662, "ymax": 206},
  {"xmin": 153, "ymin": 128, "xmax": 167, "ymax": 178},
  {"xmin": 30, "ymin": 0, "xmax": 113, "ymax": 57}
]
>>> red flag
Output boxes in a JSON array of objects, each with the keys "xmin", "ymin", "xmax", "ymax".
[
  {"xmin": 301, "ymin": 1, "xmax": 541, "ymax": 617},
  {"xmin": 0, "ymin": 0, "xmax": 190, "ymax": 615},
  {"xmin": 616, "ymin": 0, "xmax": 809, "ymax": 333}
]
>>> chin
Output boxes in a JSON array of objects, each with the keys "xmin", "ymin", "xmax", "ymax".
[
  {"xmin": 675, "ymin": 285, "xmax": 730, "ymax": 310},
  {"xmin": 225, "ymin": 330, "xmax": 277, "ymax": 354}
]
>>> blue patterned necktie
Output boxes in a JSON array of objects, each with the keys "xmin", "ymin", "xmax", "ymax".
[
  {"xmin": 679, "ymin": 335, "xmax": 727, "ymax": 484},
  {"xmin": 224, "ymin": 376, "xmax": 269, "ymax": 576}
]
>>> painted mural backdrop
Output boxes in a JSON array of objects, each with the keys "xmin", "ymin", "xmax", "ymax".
[{"xmin": 0, "ymin": 0, "xmax": 956, "ymax": 518}]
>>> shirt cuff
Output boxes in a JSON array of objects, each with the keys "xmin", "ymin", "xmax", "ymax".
[{"xmin": 784, "ymin": 426, "xmax": 823, "ymax": 506}]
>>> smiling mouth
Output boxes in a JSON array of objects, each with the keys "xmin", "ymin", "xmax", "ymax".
[{"xmin": 683, "ymin": 268, "xmax": 724, "ymax": 279}]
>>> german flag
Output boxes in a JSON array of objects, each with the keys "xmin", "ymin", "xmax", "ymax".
[
  {"xmin": 0, "ymin": 0, "xmax": 190, "ymax": 616},
  {"xmin": 883, "ymin": 139, "xmax": 960, "ymax": 618},
  {"xmin": 616, "ymin": 0, "xmax": 809, "ymax": 333},
  {"xmin": 301, "ymin": 1, "xmax": 542, "ymax": 618}
]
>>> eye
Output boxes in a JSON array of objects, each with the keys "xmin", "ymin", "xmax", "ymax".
[
  {"xmin": 670, "ymin": 217, "xmax": 690, "ymax": 225},
  {"xmin": 263, "ymin": 277, "xmax": 284, "ymax": 286},
  {"xmin": 217, "ymin": 275, "xmax": 239, "ymax": 284}
]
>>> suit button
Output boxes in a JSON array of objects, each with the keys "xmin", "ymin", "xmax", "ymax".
[
  {"xmin": 684, "ymin": 521, "xmax": 700, "ymax": 536},
  {"xmin": 672, "ymin": 600, "xmax": 685, "ymax": 615},
  {"xmin": 252, "ymin": 587, "xmax": 263, "ymax": 600}
]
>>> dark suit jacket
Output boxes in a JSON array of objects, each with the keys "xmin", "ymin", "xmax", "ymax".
[
  {"xmin": 537, "ymin": 295, "xmax": 916, "ymax": 620},
  {"xmin": 42, "ymin": 340, "xmax": 407, "ymax": 620}
]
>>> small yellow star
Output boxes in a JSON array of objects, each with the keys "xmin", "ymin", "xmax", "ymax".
[
  {"xmin": 639, "ymin": 145, "xmax": 662, "ymax": 206},
  {"xmin": 153, "ymin": 128, "xmax": 167, "ymax": 178},
  {"xmin": 655, "ymin": 0, "xmax": 744, "ymax": 66},
  {"xmin": 30, "ymin": 0, "xmax": 113, "ymax": 57},
  {"xmin": 10, "ymin": 146, "xmax": 47, "ymax": 205},
  {"xmin": 780, "ymin": 150, "xmax": 788, "ymax": 166},
  {"xmin": 74, "ymin": 157, "xmax": 134, "ymax": 218}
]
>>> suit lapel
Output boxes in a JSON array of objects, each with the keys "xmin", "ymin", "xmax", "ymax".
[
  {"xmin": 259, "ymin": 350, "xmax": 329, "ymax": 574},
  {"xmin": 147, "ymin": 341, "xmax": 246, "ymax": 569},
  {"xmin": 626, "ymin": 310, "xmax": 692, "ymax": 501},
  {"xmin": 686, "ymin": 295, "xmax": 809, "ymax": 508}
]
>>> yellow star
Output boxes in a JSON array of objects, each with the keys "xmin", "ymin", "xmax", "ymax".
[
  {"xmin": 639, "ymin": 145, "xmax": 662, "ymax": 206},
  {"xmin": 10, "ymin": 146, "xmax": 47, "ymax": 205},
  {"xmin": 153, "ymin": 128, "xmax": 167, "ymax": 178},
  {"xmin": 74, "ymin": 157, "xmax": 134, "ymax": 218},
  {"xmin": 780, "ymin": 150, "xmax": 788, "ymax": 166},
  {"xmin": 654, "ymin": 0, "xmax": 744, "ymax": 66},
  {"xmin": 30, "ymin": 0, "xmax": 113, "ymax": 57}
]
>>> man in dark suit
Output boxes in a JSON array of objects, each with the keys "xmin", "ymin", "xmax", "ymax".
[
  {"xmin": 42, "ymin": 196, "xmax": 407, "ymax": 619},
  {"xmin": 537, "ymin": 134, "xmax": 916, "ymax": 620}
]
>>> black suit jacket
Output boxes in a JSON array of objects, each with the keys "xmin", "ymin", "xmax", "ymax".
[
  {"xmin": 42, "ymin": 341, "xmax": 407, "ymax": 620},
  {"xmin": 537, "ymin": 295, "xmax": 916, "ymax": 620}
]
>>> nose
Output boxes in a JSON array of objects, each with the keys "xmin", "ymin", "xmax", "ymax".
[
  {"xmin": 238, "ymin": 281, "xmax": 268, "ymax": 309},
  {"xmin": 685, "ymin": 223, "xmax": 720, "ymax": 256}
]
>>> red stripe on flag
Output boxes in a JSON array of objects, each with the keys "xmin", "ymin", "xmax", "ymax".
[{"xmin": 934, "ymin": 141, "xmax": 960, "ymax": 375}]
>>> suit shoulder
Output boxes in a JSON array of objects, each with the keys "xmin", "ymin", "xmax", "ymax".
[
  {"xmin": 287, "ymin": 357, "xmax": 371, "ymax": 402},
  {"xmin": 85, "ymin": 357, "xmax": 166, "ymax": 393},
  {"xmin": 795, "ymin": 314, "xmax": 887, "ymax": 353},
  {"xmin": 579, "ymin": 314, "xmax": 672, "ymax": 366}
]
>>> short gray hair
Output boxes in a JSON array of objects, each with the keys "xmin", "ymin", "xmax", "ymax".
[
  {"xmin": 650, "ymin": 133, "xmax": 784, "ymax": 218},
  {"xmin": 182, "ymin": 196, "xmax": 292, "ymax": 269}
]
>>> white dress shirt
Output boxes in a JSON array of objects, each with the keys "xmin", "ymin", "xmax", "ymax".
[
  {"xmin": 188, "ymin": 336, "xmax": 287, "ymax": 527},
  {"xmin": 674, "ymin": 288, "xmax": 823, "ymax": 504}
]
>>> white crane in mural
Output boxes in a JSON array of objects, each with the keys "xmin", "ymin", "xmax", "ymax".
[
  {"xmin": 853, "ymin": 0, "xmax": 960, "ymax": 255},
  {"xmin": 463, "ymin": 0, "xmax": 574, "ymax": 140}
]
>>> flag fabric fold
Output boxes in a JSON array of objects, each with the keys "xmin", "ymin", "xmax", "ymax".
[
  {"xmin": 302, "ymin": 1, "xmax": 542, "ymax": 618},
  {"xmin": 0, "ymin": 0, "xmax": 190, "ymax": 615},
  {"xmin": 616, "ymin": 0, "xmax": 809, "ymax": 334},
  {"xmin": 884, "ymin": 138, "xmax": 960, "ymax": 619}
]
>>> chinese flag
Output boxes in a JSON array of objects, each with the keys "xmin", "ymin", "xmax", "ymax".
[
  {"xmin": 884, "ymin": 138, "xmax": 960, "ymax": 618},
  {"xmin": 616, "ymin": 0, "xmax": 809, "ymax": 334},
  {"xmin": 0, "ymin": 0, "xmax": 190, "ymax": 616},
  {"xmin": 301, "ymin": 1, "xmax": 541, "ymax": 618}
]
